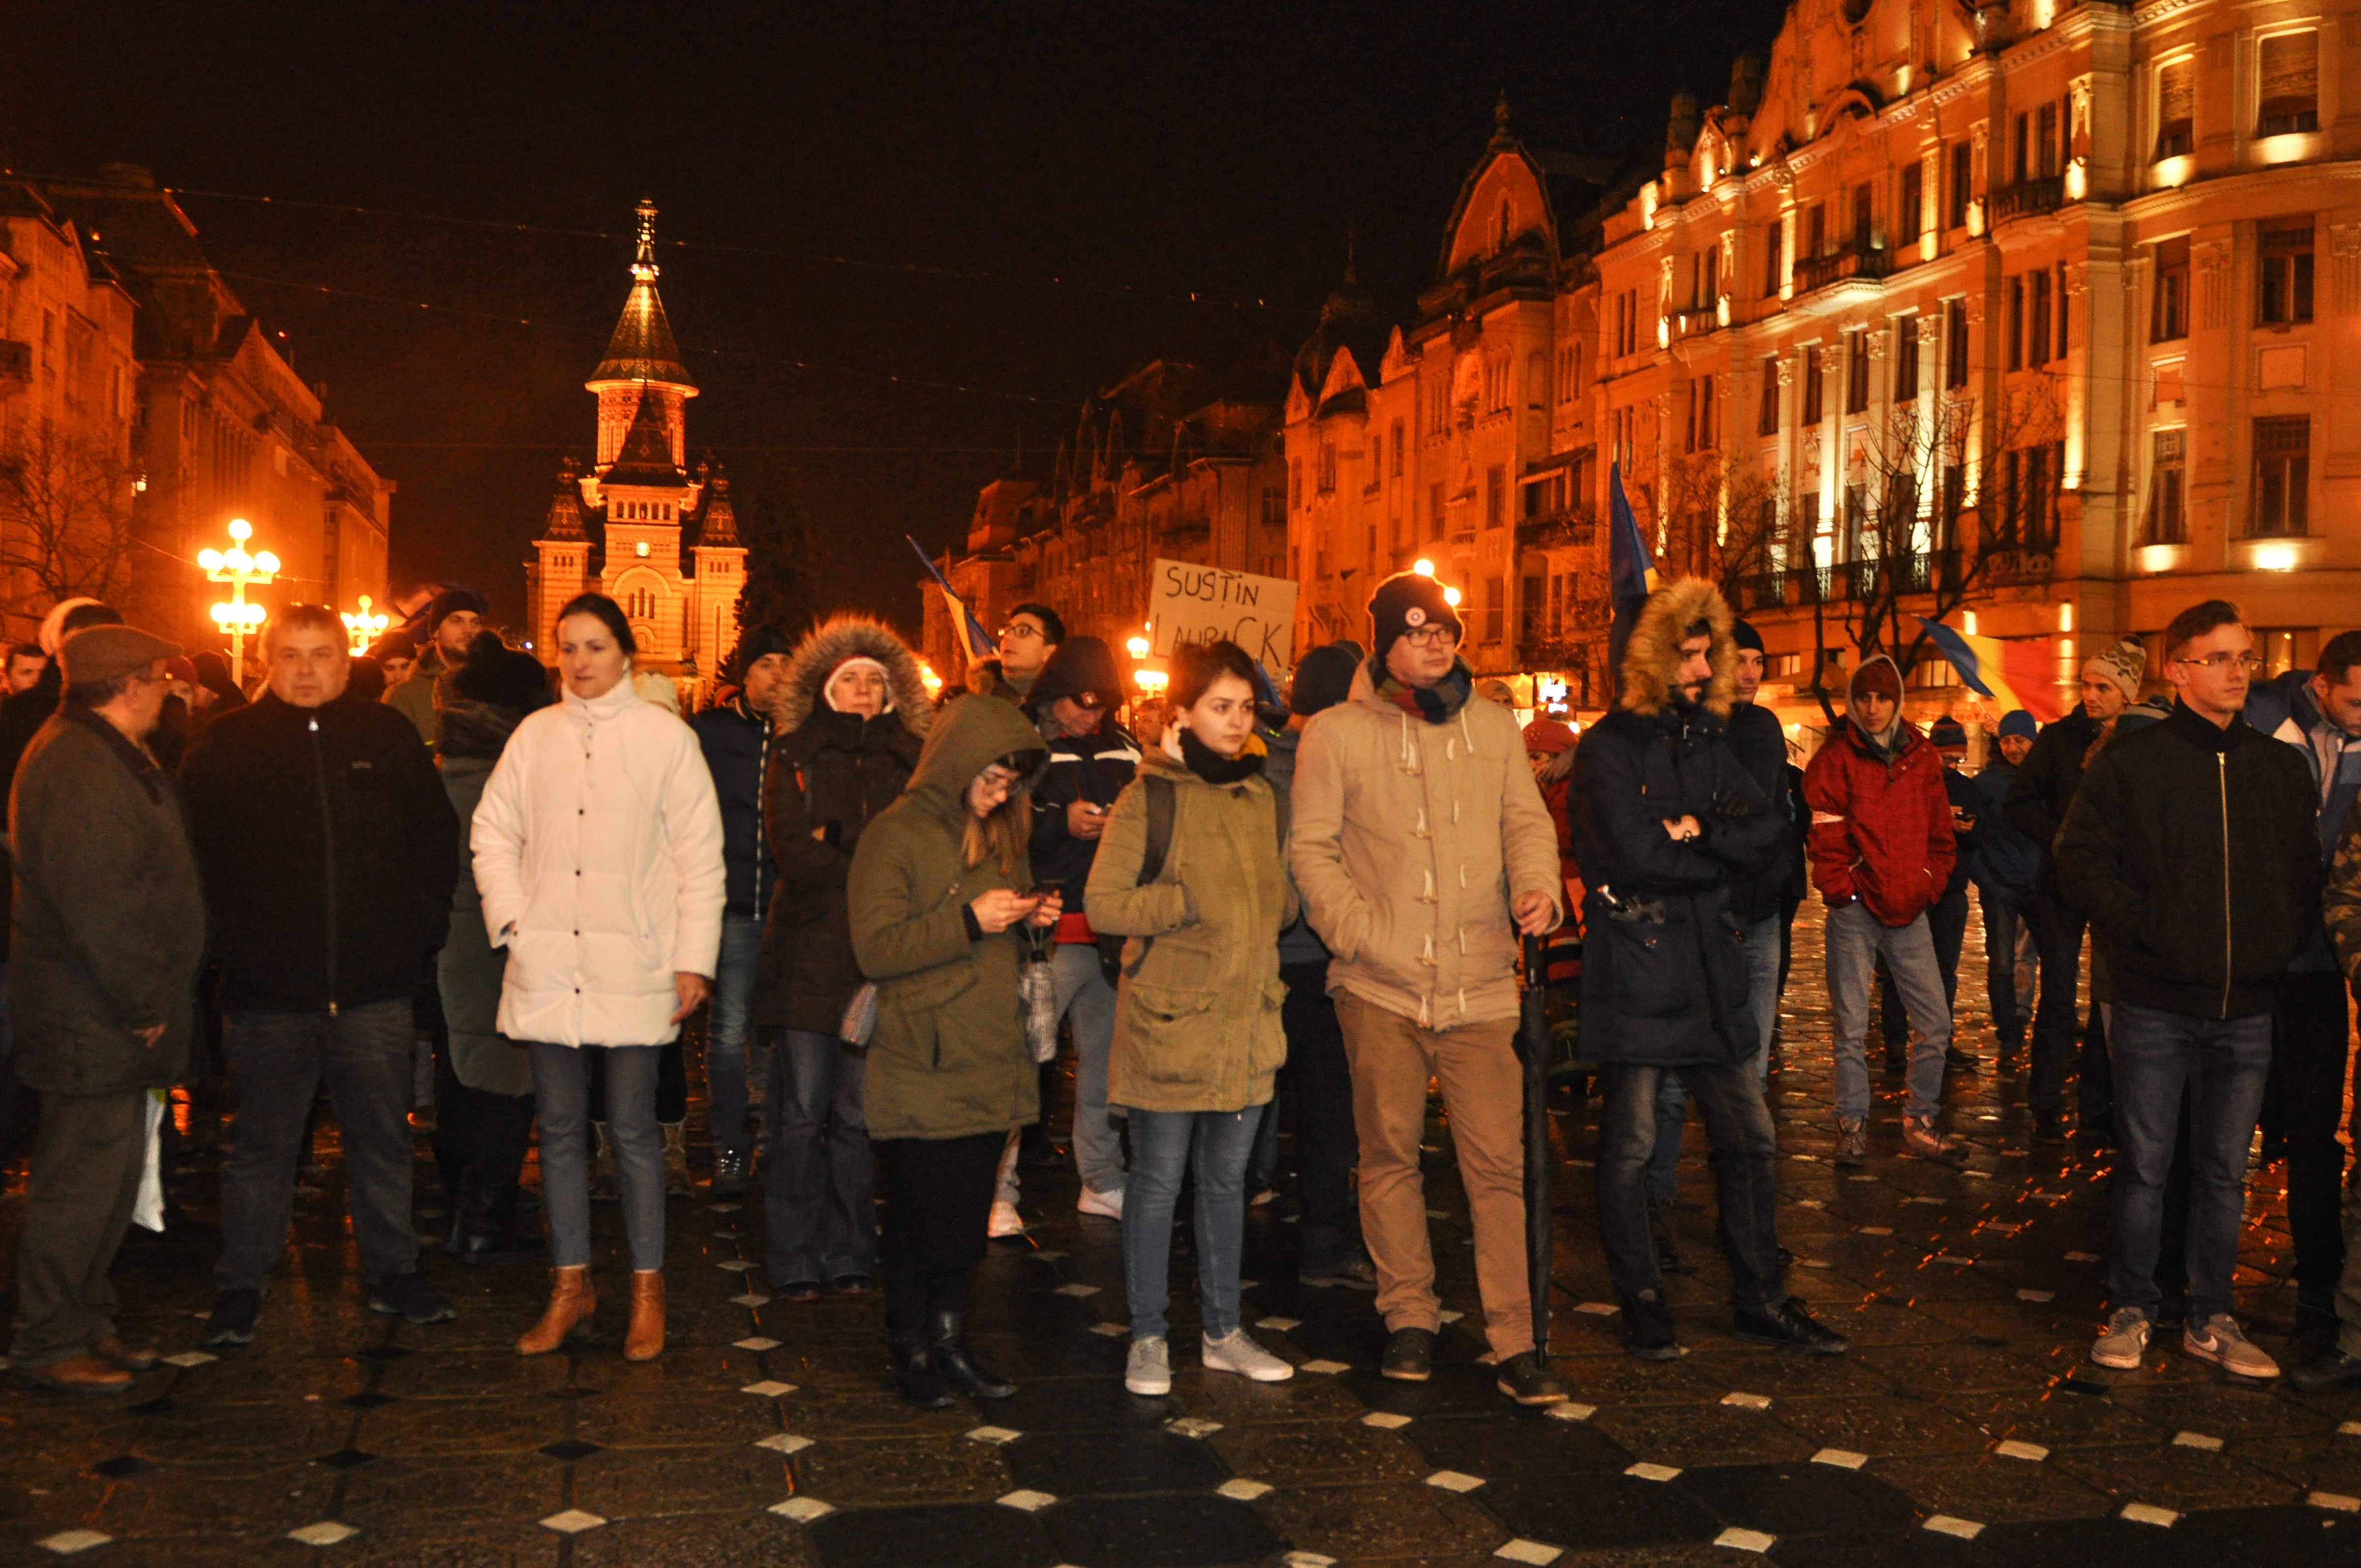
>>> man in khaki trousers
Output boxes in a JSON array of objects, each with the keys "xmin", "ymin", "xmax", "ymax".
[{"xmin": 1288, "ymin": 569, "xmax": 1566, "ymax": 1406}]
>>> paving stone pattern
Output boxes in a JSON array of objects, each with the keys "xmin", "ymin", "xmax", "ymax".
[{"xmin": 4, "ymin": 903, "xmax": 2360, "ymax": 1565}]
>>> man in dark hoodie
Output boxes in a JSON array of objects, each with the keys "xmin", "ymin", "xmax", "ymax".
[
  {"xmin": 1019, "ymin": 634, "xmax": 1139, "ymax": 1222},
  {"xmin": 1967, "ymin": 711, "xmax": 2043, "ymax": 1073},
  {"xmin": 690, "ymin": 625, "xmax": 791, "ymax": 1197},
  {"xmin": 1572, "ymin": 580, "xmax": 1842, "ymax": 1361},
  {"xmin": 1802, "ymin": 655, "xmax": 1966, "ymax": 1167},
  {"xmin": 2061, "ymin": 601, "xmax": 2317, "ymax": 1380},
  {"xmin": 386, "ymin": 589, "xmax": 486, "ymax": 746}
]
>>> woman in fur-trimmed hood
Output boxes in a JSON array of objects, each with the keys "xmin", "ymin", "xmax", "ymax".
[{"xmin": 752, "ymin": 615, "xmax": 933, "ymax": 1295}]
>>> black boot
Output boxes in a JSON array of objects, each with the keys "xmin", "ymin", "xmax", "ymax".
[
  {"xmin": 1621, "ymin": 1290, "xmax": 1679, "ymax": 1360},
  {"xmin": 441, "ymin": 1176, "xmax": 473, "ymax": 1257},
  {"xmin": 885, "ymin": 1330, "xmax": 955, "ymax": 1409},
  {"xmin": 927, "ymin": 1310, "xmax": 1015, "ymax": 1400},
  {"xmin": 459, "ymin": 1182, "xmax": 541, "ymax": 1266}
]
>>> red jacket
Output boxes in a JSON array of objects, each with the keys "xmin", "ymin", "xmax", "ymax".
[{"xmin": 1802, "ymin": 721, "xmax": 1956, "ymax": 927}]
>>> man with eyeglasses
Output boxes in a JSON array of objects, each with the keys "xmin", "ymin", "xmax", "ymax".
[
  {"xmin": 1289, "ymin": 569, "xmax": 1568, "ymax": 1405},
  {"xmin": 971, "ymin": 603, "xmax": 1063, "ymax": 707},
  {"xmin": 2059, "ymin": 601, "xmax": 2319, "ymax": 1381}
]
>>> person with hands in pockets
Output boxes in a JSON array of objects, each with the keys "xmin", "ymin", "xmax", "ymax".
[{"xmin": 1084, "ymin": 640, "xmax": 1300, "ymax": 1398}]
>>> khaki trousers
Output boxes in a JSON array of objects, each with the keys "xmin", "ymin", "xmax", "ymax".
[{"xmin": 1335, "ymin": 990, "xmax": 1532, "ymax": 1358}]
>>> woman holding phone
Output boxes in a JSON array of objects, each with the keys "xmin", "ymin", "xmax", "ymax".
[
  {"xmin": 1086, "ymin": 640, "xmax": 1299, "ymax": 1396},
  {"xmin": 848, "ymin": 694, "xmax": 1060, "ymax": 1407}
]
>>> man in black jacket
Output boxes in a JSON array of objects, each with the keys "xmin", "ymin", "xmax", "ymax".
[
  {"xmin": 2059, "ymin": 601, "xmax": 2319, "ymax": 1381},
  {"xmin": 2007, "ymin": 639, "xmax": 2142, "ymax": 1138},
  {"xmin": 7, "ymin": 626, "xmax": 205, "ymax": 1393},
  {"xmin": 1571, "ymin": 580, "xmax": 1843, "ymax": 1362},
  {"xmin": 180, "ymin": 605, "xmax": 462, "ymax": 1347}
]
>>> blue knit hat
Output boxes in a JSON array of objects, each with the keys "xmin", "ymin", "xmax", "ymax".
[
  {"xmin": 1928, "ymin": 717, "xmax": 1968, "ymax": 748},
  {"xmin": 1997, "ymin": 709, "xmax": 2037, "ymax": 739}
]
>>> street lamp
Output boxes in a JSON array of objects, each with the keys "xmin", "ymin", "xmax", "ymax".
[
  {"xmin": 199, "ymin": 517, "xmax": 279, "ymax": 680},
  {"xmin": 340, "ymin": 595, "xmax": 390, "ymax": 656}
]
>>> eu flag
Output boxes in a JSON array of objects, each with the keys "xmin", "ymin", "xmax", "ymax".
[{"xmin": 1605, "ymin": 462, "xmax": 1658, "ymax": 700}]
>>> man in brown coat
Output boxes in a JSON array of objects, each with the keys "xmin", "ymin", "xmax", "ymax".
[
  {"xmin": 1289, "ymin": 570, "xmax": 1565, "ymax": 1405},
  {"xmin": 7, "ymin": 626, "xmax": 205, "ymax": 1393}
]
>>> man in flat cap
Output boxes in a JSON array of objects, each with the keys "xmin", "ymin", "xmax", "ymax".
[{"xmin": 7, "ymin": 626, "xmax": 205, "ymax": 1393}]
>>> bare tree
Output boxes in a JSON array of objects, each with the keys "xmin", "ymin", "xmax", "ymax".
[{"xmin": 0, "ymin": 420, "xmax": 143, "ymax": 633}]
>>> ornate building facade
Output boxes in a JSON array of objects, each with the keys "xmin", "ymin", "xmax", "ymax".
[
  {"xmin": 920, "ymin": 323, "xmax": 1290, "ymax": 683},
  {"xmin": 527, "ymin": 202, "xmax": 744, "ymax": 681},
  {"xmin": 1586, "ymin": 0, "xmax": 2361, "ymax": 725}
]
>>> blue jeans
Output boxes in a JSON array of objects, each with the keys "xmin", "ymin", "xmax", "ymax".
[
  {"xmin": 530, "ymin": 1042, "xmax": 665, "ymax": 1272},
  {"xmin": 1055, "ymin": 944, "xmax": 1125, "ymax": 1195},
  {"xmin": 1122, "ymin": 1105, "xmax": 1264, "ymax": 1343},
  {"xmin": 1598, "ymin": 1059, "xmax": 1785, "ymax": 1312},
  {"xmin": 705, "ymin": 913, "xmax": 764, "ymax": 1160},
  {"xmin": 2106, "ymin": 1003, "xmax": 2272, "ymax": 1324},
  {"xmin": 1975, "ymin": 883, "xmax": 2037, "ymax": 1044},
  {"xmin": 763, "ymin": 1029, "xmax": 877, "ymax": 1284},
  {"xmin": 1825, "ymin": 902, "xmax": 1952, "ymax": 1121},
  {"xmin": 1642, "ymin": 915, "xmax": 1782, "ymax": 1202}
]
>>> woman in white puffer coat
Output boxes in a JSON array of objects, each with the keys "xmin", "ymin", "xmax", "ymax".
[{"xmin": 473, "ymin": 592, "xmax": 725, "ymax": 1363}]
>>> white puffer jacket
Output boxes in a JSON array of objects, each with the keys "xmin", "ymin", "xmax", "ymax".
[{"xmin": 473, "ymin": 680, "xmax": 726, "ymax": 1048}]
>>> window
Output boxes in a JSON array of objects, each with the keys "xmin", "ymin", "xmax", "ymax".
[
  {"xmin": 2258, "ymin": 31, "xmax": 2320, "ymax": 136},
  {"xmin": 2000, "ymin": 444, "xmax": 2060, "ymax": 548},
  {"xmin": 1612, "ymin": 290, "xmax": 1640, "ymax": 357},
  {"xmin": 1802, "ymin": 346, "xmax": 1824, "ymax": 425},
  {"xmin": 2056, "ymin": 262, "xmax": 2071, "ymax": 359},
  {"xmin": 2260, "ymin": 220, "xmax": 2315, "ymax": 324},
  {"xmin": 1757, "ymin": 355, "xmax": 1781, "ymax": 435},
  {"xmin": 1319, "ymin": 442, "xmax": 1337, "ymax": 492},
  {"xmin": 2012, "ymin": 113, "xmax": 2030, "ymax": 184},
  {"xmin": 1686, "ymin": 375, "xmax": 1715, "ymax": 452},
  {"xmin": 1898, "ymin": 162, "xmax": 1923, "ymax": 246},
  {"xmin": 1947, "ymin": 141, "xmax": 1972, "ymax": 229},
  {"xmin": 1894, "ymin": 316, "xmax": 1919, "ymax": 400},
  {"xmin": 1261, "ymin": 487, "xmax": 1283, "ymax": 529},
  {"xmin": 2007, "ymin": 276, "xmax": 2025, "ymax": 370},
  {"xmin": 1390, "ymin": 419, "xmax": 1404, "ymax": 477},
  {"xmin": 2144, "ymin": 429, "xmax": 2186, "ymax": 544},
  {"xmin": 1288, "ymin": 458, "xmax": 1301, "ymax": 512},
  {"xmin": 2035, "ymin": 103, "xmax": 2060, "ymax": 178},
  {"xmin": 2153, "ymin": 236, "xmax": 2189, "ymax": 341},
  {"xmin": 2253, "ymin": 415, "xmax": 2310, "ymax": 535},
  {"xmin": 1691, "ymin": 247, "xmax": 1719, "ymax": 309},
  {"xmin": 1945, "ymin": 300, "xmax": 1970, "ymax": 389},
  {"xmin": 1764, "ymin": 216, "xmax": 1786, "ymax": 295},
  {"xmin": 1844, "ymin": 331, "xmax": 1870, "ymax": 413},
  {"xmin": 1520, "ymin": 574, "xmax": 1544, "ymax": 642},
  {"xmin": 1806, "ymin": 204, "xmax": 1826, "ymax": 260},
  {"xmin": 2028, "ymin": 270, "xmax": 2052, "ymax": 367},
  {"xmin": 1483, "ymin": 576, "xmax": 1506, "ymax": 644},
  {"xmin": 1427, "ymin": 482, "xmax": 1444, "ymax": 542},
  {"xmin": 1369, "ymin": 432, "xmax": 1383, "ymax": 483},
  {"xmin": 2156, "ymin": 58, "xmax": 2194, "ymax": 158},
  {"xmin": 1526, "ymin": 350, "xmax": 1548, "ymax": 409},
  {"xmin": 1851, "ymin": 183, "xmax": 1874, "ymax": 249},
  {"xmin": 1485, "ymin": 465, "xmax": 1506, "ymax": 529}
]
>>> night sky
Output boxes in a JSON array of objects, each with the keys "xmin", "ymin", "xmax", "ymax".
[{"xmin": 5, "ymin": 1, "xmax": 1786, "ymax": 630}]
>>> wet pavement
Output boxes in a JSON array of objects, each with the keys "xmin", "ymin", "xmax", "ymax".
[{"xmin": 4, "ymin": 901, "xmax": 2360, "ymax": 1566}]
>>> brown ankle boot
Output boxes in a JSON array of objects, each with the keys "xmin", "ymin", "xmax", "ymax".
[
  {"xmin": 516, "ymin": 1266, "xmax": 596, "ymax": 1356},
  {"xmin": 624, "ymin": 1270, "xmax": 666, "ymax": 1362}
]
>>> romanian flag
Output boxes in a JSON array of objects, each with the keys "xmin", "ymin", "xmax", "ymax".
[
  {"xmin": 1915, "ymin": 617, "xmax": 2070, "ymax": 723},
  {"xmin": 906, "ymin": 535, "xmax": 996, "ymax": 667},
  {"xmin": 1605, "ymin": 462, "xmax": 1659, "ymax": 700}
]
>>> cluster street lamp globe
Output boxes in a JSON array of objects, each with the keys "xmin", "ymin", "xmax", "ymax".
[
  {"xmin": 198, "ymin": 517, "xmax": 279, "ymax": 680},
  {"xmin": 341, "ymin": 595, "xmax": 390, "ymax": 656}
]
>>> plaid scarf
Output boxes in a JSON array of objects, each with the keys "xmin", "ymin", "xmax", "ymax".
[{"xmin": 1372, "ymin": 659, "xmax": 1474, "ymax": 725}]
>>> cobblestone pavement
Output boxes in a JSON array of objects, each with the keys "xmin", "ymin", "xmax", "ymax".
[{"xmin": 4, "ymin": 902, "xmax": 2360, "ymax": 1567}]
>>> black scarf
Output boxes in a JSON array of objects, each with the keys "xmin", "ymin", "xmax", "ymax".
[{"xmin": 1179, "ymin": 725, "xmax": 1266, "ymax": 785}]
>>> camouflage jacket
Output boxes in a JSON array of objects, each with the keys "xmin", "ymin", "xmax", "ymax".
[{"xmin": 2329, "ymin": 804, "xmax": 2361, "ymax": 985}]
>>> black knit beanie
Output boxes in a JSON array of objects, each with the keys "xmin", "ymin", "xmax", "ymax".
[{"xmin": 1366, "ymin": 571, "xmax": 1462, "ymax": 664}]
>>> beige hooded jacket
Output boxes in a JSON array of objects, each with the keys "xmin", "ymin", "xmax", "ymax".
[{"xmin": 1287, "ymin": 659, "xmax": 1563, "ymax": 1029}]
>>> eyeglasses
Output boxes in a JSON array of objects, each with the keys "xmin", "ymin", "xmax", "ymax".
[
  {"xmin": 1400, "ymin": 627, "xmax": 1459, "ymax": 649},
  {"xmin": 998, "ymin": 623, "xmax": 1044, "ymax": 642},
  {"xmin": 2172, "ymin": 651, "xmax": 2264, "ymax": 673}
]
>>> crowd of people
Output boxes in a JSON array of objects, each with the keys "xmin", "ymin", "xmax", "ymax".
[{"xmin": 2, "ymin": 570, "xmax": 2358, "ymax": 1413}]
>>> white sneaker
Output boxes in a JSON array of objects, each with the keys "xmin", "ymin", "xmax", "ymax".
[
  {"xmin": 987, "ymin": 1200, "xmax": 1025, "ymax": 1238},
  {"xmin": 1202, "ymin": 1328, "xmax": 1295, "ymax": 1383},
  {"xmin": 2091, "ymin": 1306, "xmax": 2150, "ymax": 1369},
  {"xmin": 1125, "ymin": 1336, "xmax": 1171, "ymax": 1395},
  {"xmin": 2184, "ymin": 1313, "xmax": 2279, "ymax": 1380},
  {"xmin": 1078, "ymin": 1186, "xmax": 1124, "ymax": 1220}
]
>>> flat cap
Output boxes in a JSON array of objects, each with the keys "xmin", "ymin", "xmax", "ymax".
[{"xmin": 61, "ymin": 625, "xmax": 181, "ymax": 689}]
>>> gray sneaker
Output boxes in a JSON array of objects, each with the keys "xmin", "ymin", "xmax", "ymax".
[
  {"xmin": 1203, "ymin": 1328, "xmax": 1295, "ymax": 1383},
  {"xmin": 2184, "ymin": 1314, "xmax": 2279, "ymax": 1380},
  {"xmin": 1833, "ymin": 1118, "xmax": 1867, "ymax": 1168},
  {"xmin": 1124, "ymin": 1336, "xmax": 1172, "ymax": 1396},
  {"xmin": 2091, "ymin": 1306, "xmax": 2151, "ymax": 1369}
]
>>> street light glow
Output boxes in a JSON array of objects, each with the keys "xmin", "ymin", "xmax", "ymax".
[
  {"xmin": 1443, "ymin": 585, "xmax": 1461, "ymax": 606},
  {"xmin": 227, "ymin": 518, "xmax": 251, "ymax": 542},
  {"xmin": 1126, "ymin": 635, "xmax": 1150, "ymax": 658},
  {"xmin": 1412, "ymin": 559, "xmax": 1434, "ymax": 576}
]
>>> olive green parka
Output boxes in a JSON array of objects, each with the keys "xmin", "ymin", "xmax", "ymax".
[
  {"xmin": 1083, "ymin": 734, "xmax": 1298, "ymax": 1115},
  {"xmin": 847, "ymin": 694, "xmax": 1049, "ymax": 1142}
]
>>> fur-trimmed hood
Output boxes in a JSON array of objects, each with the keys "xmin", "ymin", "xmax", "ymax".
[
  {"xmin": 765, "ymin": 616, "xmax": 935, "ymax": 738},
  {"xmin": 1618, "ymin": 577, "xmax": 1736, "ymax": 719}
]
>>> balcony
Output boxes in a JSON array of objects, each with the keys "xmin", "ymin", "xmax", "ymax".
[
  {"xmin": 1790, "ymin": 244, "xmax": 1893, "ymax": 299},
  {"xmin": 1516, "ymin": 510, "xmax": 1597, "ymax": 550},
  {"xmin": 1670, "ymin": 305, "xmax": 1721, "ymax": 339},
  {"xmin": 1731, "ymin": 550, "xmax": 1959, "ymax": 610},
  {"xmin": 0, "ymin": 340, "xmax": 29, "ymax": 394},
  {"xmin": 1981, "ymin": 547, "xmax": 2056, "ymax": 584},
  {"xmin": 1989, "ymin": 176, "xmax": 2065, "ymax": 225}
]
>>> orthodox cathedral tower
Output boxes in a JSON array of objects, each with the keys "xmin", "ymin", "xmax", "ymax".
[{"xmin": 528, "ymin": 200, "xmax": 745, "ymax": 683}]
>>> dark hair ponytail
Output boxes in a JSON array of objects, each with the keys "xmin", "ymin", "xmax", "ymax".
[{"xmin": 556, "ymin": 592, "xmax": 636, "ymax": 656}]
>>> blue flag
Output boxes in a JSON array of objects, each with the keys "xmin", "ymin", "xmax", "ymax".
[
  {"xmin": 906, "ymin": 536, "xmax": 994, "ymax": 666},
  {"xmin": 1605, "ymin": 463, "xmax": 1658, "ymax": 701}
]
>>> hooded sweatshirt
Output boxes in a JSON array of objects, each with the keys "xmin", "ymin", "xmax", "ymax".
[{"xmin": 1801, "ymin": 659, "xmax": 1956, "ymax": 927}]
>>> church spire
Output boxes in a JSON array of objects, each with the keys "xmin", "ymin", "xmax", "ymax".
[{"xmin": 590, "ymin": 198, "xmax": 696, "ymax": 392}]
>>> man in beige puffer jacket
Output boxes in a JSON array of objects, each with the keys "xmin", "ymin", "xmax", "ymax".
[{"xmin": 1289, "ymin": 569, "xmax": 1566, "ymax": 1405}]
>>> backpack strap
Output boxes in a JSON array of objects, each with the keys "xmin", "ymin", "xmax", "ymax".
[{"xmin": 1114, "ymin": 775, "xmax": 1179, "ymax": 980}]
